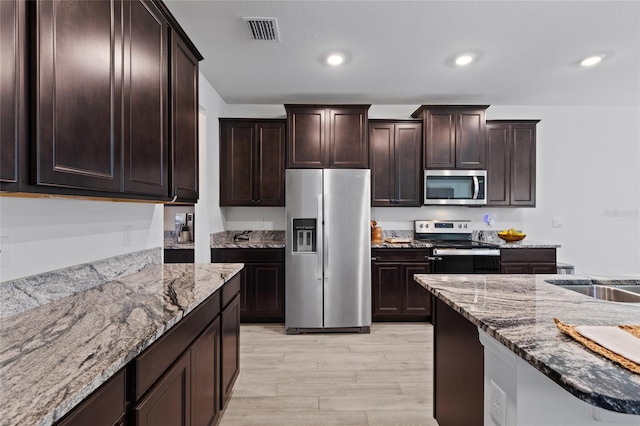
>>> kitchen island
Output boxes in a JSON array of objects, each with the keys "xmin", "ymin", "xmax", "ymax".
[
  {"xmin": 0, "ymin": 260, "xmax": 243, "ymax": 426},
  {"xmin": 414, "ymin": 274, "xmax": 640, "ymax": 425}
]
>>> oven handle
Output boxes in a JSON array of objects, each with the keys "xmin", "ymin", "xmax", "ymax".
[
  {"xmin": 433, "ymin": 248, "xmax": 500, "ymax": 256},
  {"xmin": 426, "ymin": 256, "xmax": 443, "ymax": 261}
]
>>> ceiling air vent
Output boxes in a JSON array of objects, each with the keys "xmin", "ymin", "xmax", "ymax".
[{"xmin": 242, "ymin": 17, "xmax": 280, "ymax": 42}]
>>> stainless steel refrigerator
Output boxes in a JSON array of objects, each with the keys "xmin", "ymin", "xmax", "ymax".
[{"xmin": 285, "ymin": 169, "xmax": 371, "ymax": 334}]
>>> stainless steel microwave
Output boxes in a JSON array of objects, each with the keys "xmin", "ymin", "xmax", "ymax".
[{"xmin": 424, "ymin": 170, "xmax": 487, "ymax": 205}]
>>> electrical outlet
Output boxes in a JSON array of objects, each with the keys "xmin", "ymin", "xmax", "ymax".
[
  {"xmin": 257, "ymin": 218, "xmax": 264, "ymax": 229},
  {"xmin": 552, "ymin": 217, "xmax": 564, "ymax": 228},
  {"xmin": 490, "ymin": 380, "xmax": 507, "ymax": 426},
  {"xmin": 0, "ymin": 237, "xmax": 9, "ymax": 268},
  {"xmin": 123, "ymin": 226, "xmax": 132, "ymax": 246}
]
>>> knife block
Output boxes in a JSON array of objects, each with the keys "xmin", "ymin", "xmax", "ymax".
[{"xmin": 371, "ymin": 226, "xmax": 382, "ymax": 243}]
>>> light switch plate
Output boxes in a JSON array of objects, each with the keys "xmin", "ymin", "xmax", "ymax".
[
  {"xmin": 123, "ymin": 226, "xmax": 132, "ymax": 246},
  {"xmin": 490, "ymin": 379, "xmax": 507, "ymax": 426},
  {"xmin": 552, "ymin": 217, "xmax": 564, "ymax": 228}
]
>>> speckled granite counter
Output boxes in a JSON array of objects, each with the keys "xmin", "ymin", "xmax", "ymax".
[
  {"xmin": 0, "ymin": 262, "xmax": 243, "ymax": 426},
  {"xmin": 210, "ymin": 230, "xmax": 285, "ymax": 249},
  {"xmin": 413, "ymin": 274, "xmax": 640, "ymax": 414},
  {"xmin": 472, "ymin": 230, "xmax": 561, "ymax": 248}
]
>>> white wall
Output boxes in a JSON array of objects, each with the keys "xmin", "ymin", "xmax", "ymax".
[
  {"xmin": 0, "ymin": 196, "xmax": 163, "ymax": 282},
  {"xmin": 219, "ymin": 104, "xmax": 640, "ymax": 276}
]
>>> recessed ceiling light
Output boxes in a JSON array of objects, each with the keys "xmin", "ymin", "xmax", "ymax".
[
  {"xmin": 455, "ymin": 53, "xmax": 475, "ymax": 66},
  {"xmin": 326, "ymin": 53, "xmax": 345, "ymax": 66},
  {"xmin": 580, "ymin": 55, "xmax": 604, "ymax": 67}
]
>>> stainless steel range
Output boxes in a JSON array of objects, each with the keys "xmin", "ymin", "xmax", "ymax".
[{"xmin": 414, "ymin": 220, "xmax": 500, "ymax": 274}]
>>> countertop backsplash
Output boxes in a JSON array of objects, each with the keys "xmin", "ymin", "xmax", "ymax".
[{"xmin": 0, "ymin": 248, "xmax": 162, "ymax": 318}]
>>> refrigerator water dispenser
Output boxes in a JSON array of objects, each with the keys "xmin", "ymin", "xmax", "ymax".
[{"xmin": 292, "ymin": 219, "xmax": 316, "ymax": 253}]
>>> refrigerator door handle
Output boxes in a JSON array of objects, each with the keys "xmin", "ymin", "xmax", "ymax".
[
  {"xmin": 317, "ymin": 194, "xmax": 323, "ymax": 281},
  {"xmin": 323, "ymin": 193, "xmax": 329, "ymax": 280}
]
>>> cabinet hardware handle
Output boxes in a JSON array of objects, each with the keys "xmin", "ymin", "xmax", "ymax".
[
  {"xmin": 426, "ymin": 256, "xmax": 442, "ymax": 261},
  {"xmin": 371, "ymin": 257, "xmax": 379, "ymax": 261}
]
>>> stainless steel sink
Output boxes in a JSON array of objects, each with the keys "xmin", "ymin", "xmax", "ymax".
[{"xmin": 556, "ymin": 284, "xmax": 640, "ymax": 303}]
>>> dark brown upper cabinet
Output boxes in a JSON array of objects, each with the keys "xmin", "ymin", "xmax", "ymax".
[
  {"xmin": 170, "ymin": 32, "xmax": 200, "ymax": 203},
  {"xmin": 369, "ymin": 120, "xmax": 422, "ymax": 207},
  {"xmin": 412, "ymin": 105, "xmax": 489, "ymax": 170},
  {"xmin": 0, "ymin": 0, "xmax": 25, "ymax": 193},
  {"xmin": 4, "ymin": 0, "xmax": 201, "ymax": 202},
  {"xmin": 123, "ymin": 0, "xmax": 170, "ymax": 197},
  {"xmin": 219, "ymin": 119, "xmax": 286, "ymax": 206},
  {"xmin": 32, "ymin": 0, "xmax": 124, "ymax": 192},
  {"xmin": 285, "ymin": 104, "xmax": 370, "ymax": 169},
  {"xmin": 486, "ymin": 120, "xmax": 539, "ymax": 207}
]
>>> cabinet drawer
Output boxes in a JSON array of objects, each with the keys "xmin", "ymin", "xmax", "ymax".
[
  {"xmin": 56, "ymin": 369, "xmax": 126, "ymax": 426},
  {"xmin": 372, "ymin": 249, "xmax": 429, "ymax": 262},
  {"xmin": 135, "ymin": 290, "xmax": 220, "ymax": 399},
  {"xmin": 222, "ymin": 273, "xmax": 241, "ymax": 309},
  {"xmin": 211, "ymin": 248, "xmax": 284, "ymax": 263},
  {"xmin": 500, "ymin": 248, "xmax": 556, "ymax": 263}
]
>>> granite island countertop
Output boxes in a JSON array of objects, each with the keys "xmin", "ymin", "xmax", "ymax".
[
  {"xmin": 0, "ymin": 262, "xmax": 243, "ymax": 426},
  {"xmin": 413, "ymin": 274, "xmax": 640, "ymax": 414}
]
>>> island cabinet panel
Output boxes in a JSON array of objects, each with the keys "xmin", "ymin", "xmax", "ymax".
[
  {"xmin": 123, "ymin": 0, "xmax": 169, "ymax": 197},
  {"xmin": 486, "ymin": 120, "xmax": 538, "ymax": 207},
  {"xmin": 33, "ymin": 0, "xmax": 123, "ymax": 192},
  {"xmin": 412, "ymin": 105, "xmax": 488, "ymax": 170},
  {"xmin": 56, "ymin": 369, "xmax": 126, "ymax": 426},
  {"xmin": 0, "ymin": 0, "xmax": 24, "ymax": 192},
  {"xmin": 286, "ymin": 104, "xmax": 369, "ymax": 169},
  {"xmin": 221, "ymin": 294, "xmax": 240, "ymax": 409},
  {"xmin": 433, "ymin": 297, "xmax": 484, "ymax": 426},
  {"xmin": 500, "ymin": 248, "xmax": 556, "ymax": 274},
  {"xmin": 170, "ymin": 32, "xmax": 200, "ymax": 202},
  {"xmin": 369, "ymin": 120, "xmax": 422, "ymax": 207},
  {"xmin": 219, "ymin": 119, "xmax": 286, "ymax": 206},
  {"xmin": 190, "ymin": 317, "xmax": 221, "ymax": 426},
  {"xmin": 371, "ymin": 249, "xmax": 431, "ymax": 321}
]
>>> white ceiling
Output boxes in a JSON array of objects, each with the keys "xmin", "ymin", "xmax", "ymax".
[{"xmin": 165, "ymin": 0, "xmax": 640, "ymax": 106}]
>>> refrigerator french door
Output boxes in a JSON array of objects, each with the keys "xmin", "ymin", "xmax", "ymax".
[{"xmin": 285, "ymin": 169, "xmax": 371, "ymax": 333}]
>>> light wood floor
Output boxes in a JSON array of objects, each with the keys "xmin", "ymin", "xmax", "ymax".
[{"xmin": 219, "ymin": 323, "xmax": 439, "ymax": 426}]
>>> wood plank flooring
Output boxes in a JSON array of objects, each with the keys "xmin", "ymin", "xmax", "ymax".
[{"xmin": 219, "ymin": 323, "xmax": 439, "ymax": 426}]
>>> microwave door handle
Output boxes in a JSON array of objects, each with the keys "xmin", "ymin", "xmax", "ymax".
[{"xmin": 472, "ymin": 176, "xmax": 479, "ymax": 200}]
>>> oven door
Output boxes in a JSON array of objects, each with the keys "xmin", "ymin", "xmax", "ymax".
[{"xmin": 430, "ymin": 248, "xmax": 500, "ymax": 274}]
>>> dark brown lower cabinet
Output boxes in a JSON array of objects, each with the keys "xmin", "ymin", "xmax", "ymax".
[
  {"xmin": 135, "ymin": 350, "xmax": 191, "ymax": 426},
  {"xmin": 221, "ymin": 294, "xmax": 240, "ymax": 408},
  {"xmin": 500, "ymin": 248, "xmax": 556, "ymax": 274},
  {"xmin": 433, "ymin": 297, "xmax": 484, "ymax": 426},
  {"xmin": 371, "ymin": 249, "xmax": 431, "ymax": 321},
  {"xmin": 56, "ymin": 369, "xmax": 126, "ymax": 426},
  {"xmin": 211, "ymin": 248, "xmax": 285, "ymax": 323},
  {"xmin": 164, "ymin": 249, "xmax": 195, "ymax": 264},
  {"xmin": 191, "ymin": 318, "xmax": 221, "ymax": 426}
]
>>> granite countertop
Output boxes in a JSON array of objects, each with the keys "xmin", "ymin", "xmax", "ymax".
[
  {"xmin": 0, "ymin": 262, "xmax": 244, "ymax": 426},
  {"xmin": 210, "ymin": 230, "xmax": 285, "ymax": 249},
  {"xmin": 371, "ymin": 240, "xmax": 433, "ymax": 249},
  {"xmin": 413, "ymin": 274, "xmax": 640, "ymax": 414}
]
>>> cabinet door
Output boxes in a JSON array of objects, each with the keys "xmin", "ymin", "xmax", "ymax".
[
  {"xmin": 530, "ymin": 263, "xmax": 557, "ymax": 274},
  {"xmin": 500, "ymin": 263, "xmax": 528, "ymax": 274},
  {"xmin": 0, "ymin": 0, "xmax": 23, "ymax": 191},
  {"xmin": 486, "ymin": 123, "xmax": 510, "ymax": 206},
  {"xmin": 424, "ymin": 109, "xmax": 456, "ymax": 169},
  {"xmin": 34, "ymin": 0, "xmax": 122, "ymax": 191},
  {"xmin": 372, "ymin": 262, "xmax": 403, "ymax": 318},
  {"xmin": 252, "ymin": 262, "xmax": 285, "ymax": 320},
  {"xmin": 455, "ymin": 108, "xmax": 486, "ymax": 169},
  {"xmin": 394, "ymin": 123, "xmax": 422, "ymax": 206},
  {"xmin": 221, "ymin": 294, "xmax": 240, "ymax": 408},
  {"xmin": 219, "ymin": 120, "xmax": 255, "ymax": 206},
  {"xmin": 57, "ymin": 369, "xmax": 126, "ymax": 426},
  {"xmin": 238, "ymin": 267, "xmax": 251, "ymax": 320},
  {"xmin": 286, "ymin": 106, "xmax": 326, "ymax": 168},
  {"xmin": 191, "ymin": 318, "xmax": 221, "ymax": 426},
  {"xmin": 403, "ymin": 263, "xmax": 431, "ymax": 315},
  {"xmin": 171, "ymin": 33, "xmax": 199, "ymax": 202},
  {"xmin": 370, "ymin": 122, "xmax": 395, "ymax": 206},
  {"xmin": 256, "ymin": 121, "xmax": 286, "ymax": 205},
  {"xmin": 510, "ymin": 123, "xmax": 536, "ymax": 206},
  {"xmin": 123, "ymin": 0, "xmax": 169, "ymax": 197},
  {"xmin": 135, "ymin": 350, "xmax": 191, "ymax": 426},
  {"xmin": 328, "ymin": 107, "xmax": 368, "ymax": 168}
]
